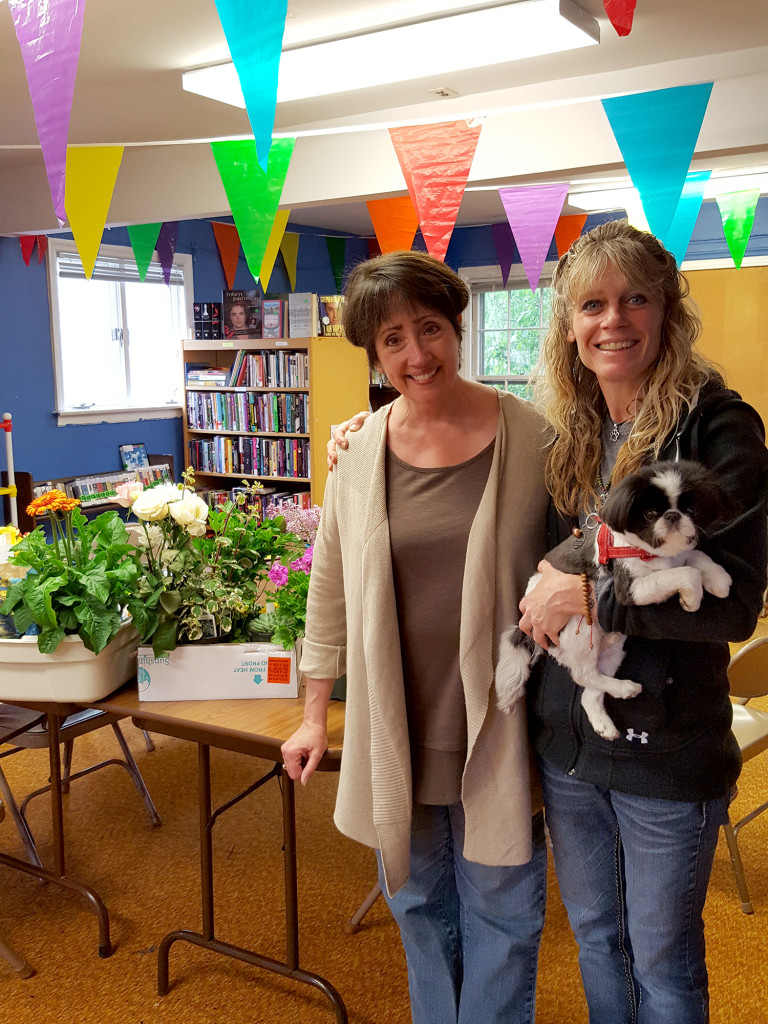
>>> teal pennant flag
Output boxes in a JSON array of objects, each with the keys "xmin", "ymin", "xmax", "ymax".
[
  {"xmin": 664, "ymin": 171, "xmax": 711, "ymax": 267},
  {"xmin": 602, "ymin": 83, "xmax": 713, "ymax": 241},
  {"xmin": 211, "ymin": 137, "xmax": 295, "ymax": 281},
  {"xmin": 214, "ymin": 0, "xmax": 288, "ymax": 171}
]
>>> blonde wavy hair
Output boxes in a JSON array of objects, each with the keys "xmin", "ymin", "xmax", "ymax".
[{"xmin": 535, "ymin": 219, "xmax": 722, "ymax": 516}]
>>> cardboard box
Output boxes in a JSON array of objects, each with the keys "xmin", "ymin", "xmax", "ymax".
[{"xmin": 137, "ymin": 642, "xmax": 298, "ymax": 701}]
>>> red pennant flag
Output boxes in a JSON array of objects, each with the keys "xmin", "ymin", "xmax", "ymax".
[
  {"xmin": 389, "ymin": 120, "xmax": 483, "ymax": 262},
  {"xmin": 554, "ymin": 214, "xmax": 588, "ymax": 257},
  {"xmin": 212, "ymin": 221, "xmax": 241, "ymax": 290},
  {"xmin": 36, "ymin": 235, "xmax": 48, "ymax": 263},
  {"xmin": 366, "ymin": 196, "xmax": 419, "ymax": 254},
  {"xmin": 604, "ymin": 0, "xmax": 636, "ymax": 36},
  {"xmin": 20, "ymin": 236, "xmax": 36, "ymax": 266},
  {"xmin": 367, "ymin": 237, "xmax": 382, "ymax": 259}
]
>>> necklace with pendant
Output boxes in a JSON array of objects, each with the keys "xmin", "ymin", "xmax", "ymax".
[
  {"xmin": 609, "ymin": 420, "xmax": 622, "ymax": 443},
  {"xmin": 596, "ymin": 470, "xmax": 610, "ymax": 508}
]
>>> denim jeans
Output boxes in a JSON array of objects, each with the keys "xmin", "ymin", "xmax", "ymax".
[
  {"xmin": 538, "ymin": 757, "xmax": 729, "ymax": 1024},
  {"xmin": 376, "ymin": 802, "xmax": 547, "ymax": 1024}
]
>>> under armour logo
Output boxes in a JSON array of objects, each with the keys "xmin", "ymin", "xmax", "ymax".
[{"xmin": 626, "ymin": 728, "xmax": 649, "ymax": 744}]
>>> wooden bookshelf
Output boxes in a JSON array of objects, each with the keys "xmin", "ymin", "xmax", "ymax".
[{"xmin": 182, "ymin": 336, "xmax": 369, "ymax": 506}]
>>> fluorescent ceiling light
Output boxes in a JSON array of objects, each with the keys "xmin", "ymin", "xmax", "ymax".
[
  {"xmin": 567, "ymin": 170, "xmax": 768, "ymax": 213},
  {"xmin": 183, "ymin": 0, "xmax": 599, "ymax": 107}
]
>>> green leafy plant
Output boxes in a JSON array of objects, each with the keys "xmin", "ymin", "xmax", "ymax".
[
  {"xmin": 257, "ymin": 547, "xmax": 313, "ymax": 650},
  {"xmin": 0, "ymin": 490, "xmax": 143, "ymax": 654}
]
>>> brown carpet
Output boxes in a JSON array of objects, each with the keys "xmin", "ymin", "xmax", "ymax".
[{"xmin": 0, "ymin": 702, "xmax": 766, "ymax": 1024}]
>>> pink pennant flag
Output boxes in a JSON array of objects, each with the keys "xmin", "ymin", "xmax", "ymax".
[
  {"xmin": 499, "ymin": 184, "xmax": 570, "ymax": 290},
  {"xmin": 19, "ymin": 236, "xmax": 37, "ymax": 266},
  {"xmin": 389, "ymin": 120, "xmax": 483, "ymax": 262},
  {"xmin": 9, "ymin": 0, "xmax": 87, "ymax": 225}
]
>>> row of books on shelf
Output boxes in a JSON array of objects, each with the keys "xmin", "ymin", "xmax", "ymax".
[
  {"xmin": 188, "ymin": 437, "xmax": 311, "ymax": 480},
  {"xmin": 186, "ymin": 349, "xmax": 309, "ymax": 390},
  {"xmin": 32, "ymin": 464, "xmax": 173, "ymax": 508},
  {"xmin": 213, "ymin": 291, "xmax": 345, "ymax": 341},
  {"xmin": 201, "ymin": 487, "xmax": 313, "ymax": 514},
  {"xmin": 186, "ymin": 389, "xmax": 309, "ymax": 435}
]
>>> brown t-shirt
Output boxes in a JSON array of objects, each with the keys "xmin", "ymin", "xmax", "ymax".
[{"xmin": 386, "ymin": 441, "xmax": 494, "ymax": 805}]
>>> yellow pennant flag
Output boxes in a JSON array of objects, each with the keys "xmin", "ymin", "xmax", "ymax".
[
  {"xmin": 65, "ymin": 146, "xmax": 124, "ymax": 278},
  {"xmin": 280, "ymin": 231, "xmax": 300, "ymax": 291},
  {"xmin": 259, "ymin": 209, "xmax": 290, "ymax": 291}
]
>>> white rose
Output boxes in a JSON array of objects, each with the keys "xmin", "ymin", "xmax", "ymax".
[
  {"xmin": 131, "ymin": 488, "xmax": 171, "ymax": 521},
  {"xmin": 168, "ymin": 494, "xmax": 209, "ymax": 537}
]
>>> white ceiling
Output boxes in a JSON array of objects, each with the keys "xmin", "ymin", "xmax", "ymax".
[{"xmin": 0, "ymin": 0, "xmax": 766, "ymax": 236}]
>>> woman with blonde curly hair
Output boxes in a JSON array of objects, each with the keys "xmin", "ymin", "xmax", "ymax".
[{"xmin": 521, "ymin": 219, "xmax": 768, "ymax": 1024}]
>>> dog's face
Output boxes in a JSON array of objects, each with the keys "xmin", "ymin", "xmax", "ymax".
[{"xmin": 600, "ymin": 461, "xmax": 734, "ymax": 557}]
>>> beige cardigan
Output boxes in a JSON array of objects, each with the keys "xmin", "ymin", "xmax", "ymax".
[{"xmin": 300, "ymin": 392, "xmax": 550, "ymax": 895}]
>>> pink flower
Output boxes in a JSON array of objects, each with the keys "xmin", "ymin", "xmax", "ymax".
[
  {"xmin": 268, "ymin": 563, "xmax": 289, "ymax": 587},
  {"xmin": 290, "ymin": 545, "xmax": 313, "ymax": 574},
  {"xmin": 115, "ymin": 481, "xmax": 145, "ymax": 507}
]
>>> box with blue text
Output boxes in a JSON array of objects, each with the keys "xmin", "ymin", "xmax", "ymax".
[{"xmin": 136, "ymin": 642, "xmax": 297, "ymax": 701}]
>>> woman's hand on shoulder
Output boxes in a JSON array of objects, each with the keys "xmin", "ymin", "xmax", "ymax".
[
  {"xmin": 518, "ymin": 561, "xmax": 587, "ymax": 650},
  {"xmin": 326, "ymin": 410, "xmax": 371, "ymax": 470},
  {"xmin": 281, "ymin": 721, "xmax": 328, "ymax": 785}
]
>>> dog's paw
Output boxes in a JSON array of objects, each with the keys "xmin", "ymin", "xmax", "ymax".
[
  {"xmin": 701, "ymin": 565, "xmax": 732, "ymax": 599},
  {"xmin": 679, "ymin": 582, "xmax": 703, "ymax": 612},
  {"xmin": 593, "ymin": 719, "xmax": 621, "ymax": 741},
  {"xmin": 605, "ymin": 678, "xmax": 643, "ymax": 700}
]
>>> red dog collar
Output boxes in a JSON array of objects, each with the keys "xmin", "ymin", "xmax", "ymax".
[{"xmin": 596, "ymin": 521, "xmax": 657, "ymax": 565}]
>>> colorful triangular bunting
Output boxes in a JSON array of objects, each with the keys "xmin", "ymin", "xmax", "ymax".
[
  {"xmin": 602, "ymin": 83, "xmax": 713, "ymax": 240},
  {"xmin": 499, "ymin": 183, "xmax": 569, "ymax": 291},
  {"xmin": 389, "ymin": 120, "xmax": 483, "ymax": 262},
  {"xmin": 715, "ymin": 189, "xmax": 761, "ymax": 268},
  {"xmin": 19, "ymin": 236, "xmax": 37, "ymax": 266},
  {"xmin": 127, "ymin": 223, "xmax": 163, "ymax": 282},
  {"xmin": 664, "ymin": 171, "xmax": 711, "ymax": 266},
  {"xmin": 325, "ymin": 237, "xmax": 347, "ymax": 292},
  {"xmin": 9, "ymin": 0, "xmax": 87, "ymax": 225},
  {"xmin": 554, "ymin": 214, "xmax": 588, "ymax": 257},
  {"xmin": 211, "ymin": 221, "xmax": 242, "ymax": 290},
  {"xmin": 260, "ymin": 210, "xmax": 290, "ymax": 292},
  {"xmin": 64, "ymin": 146, "xmax": 125, "ymax": 279},
  {"xmin": 156, "ymin": 223, "xmax": 180, "ymax": 285},
  {"xmin": 210, "ymin": 137, "xmax": 295, "ymax": 281},
  {"xmin": 491, "ymin": 222, "xmax": 516, "ymax": 287},
  {"xmin": 366, "ymin": 196, "xmax": 419, "ymax": 254},
  {"xmin": 280, "ymin": 232, "xmax": 300, "ymax": 291},
  {"xmin": 604, "ymin": 0, "xmax": 636, "ymax": 36},
  {"xmin": 213, "ymin": 0, "xmax": 288, "ymax": 171},
  {"xmin": 36, "ymin": 235, "xmax": 48, "ymax": 264}
]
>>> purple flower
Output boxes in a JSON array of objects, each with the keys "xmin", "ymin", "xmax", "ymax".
[
  {"xmin": 290, "ymin": 545, "xmax": 313, "ymax": 575},
  {"xmin": 268, "ymin": 563, "xmax": 289, "ymax": 587}
]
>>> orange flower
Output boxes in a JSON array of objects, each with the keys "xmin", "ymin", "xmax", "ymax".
[{"xmin": 26, "ymin": 489, "xmax": 82, "ymax": 517}]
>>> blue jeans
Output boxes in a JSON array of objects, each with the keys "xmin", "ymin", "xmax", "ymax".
[
  {"xmin": 538, "ymin": 757, "xmax": 729, "ymax": 1024},
  {"xmin": 376, "ymin": 802, "xmax": 547, "ymax": 1024}
]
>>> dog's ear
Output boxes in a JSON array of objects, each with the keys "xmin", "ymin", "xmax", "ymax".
[
  {"xmin": 677, "ymin": 460, "xmax": 738, "ymax": 530},
  {"xmin": 600, "ymin": 470, "xmax": 647, "ymax": 532}
]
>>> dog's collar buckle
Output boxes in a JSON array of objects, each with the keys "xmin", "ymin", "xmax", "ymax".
[{"xmin": 596, "ymin": 521, "xmax": 657, "ymax": 564}]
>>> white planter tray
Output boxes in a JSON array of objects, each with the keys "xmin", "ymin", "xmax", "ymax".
[
  {"xmin": 137, "ymin": 641, "xmax": 297, "ymax": 701},
  {"xmin": 0, "ymin": 624, "xmax": 140, "ymax": 703}
]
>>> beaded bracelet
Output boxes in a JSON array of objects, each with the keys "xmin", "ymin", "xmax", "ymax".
[{"xmin": 580, "ymin": 573, "xmax": 594, "ymax": 626}]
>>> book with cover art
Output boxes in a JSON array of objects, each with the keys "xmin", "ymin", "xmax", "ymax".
[
  {"xmin": 261, "ymin": 298, "xmax": 284, "ymax": 339},
  {"xmin": 318, "ymin": 295, "xmax": 344, "ymax": 337},
  {"xmin": 222, "ymin": 290, "xmax": 262, "ymax": 340},
  {"xmin": 287, "ymin": 292, "xmax": 318, "ymax": 338},
  {"xmin": 119, "ymin": 443, "xmax": 149, "ymax": 471}
]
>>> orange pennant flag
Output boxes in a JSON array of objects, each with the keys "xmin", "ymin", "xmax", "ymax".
[
  {"xmin": 366, "ymin": 196, "xmax": 419, "ymax": 254},
  {"xmin": 389, "ymin": 120, "xmax": 483, "ymax": 262},
  {"xmin": 554, "ymin": 214, "xmax": 588, "ymax": 257},
  {"xmin": 212, "ymin": 221, "xmax": 241, "ymax": 290}
]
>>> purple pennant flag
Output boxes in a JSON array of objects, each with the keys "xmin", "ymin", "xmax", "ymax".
[
  {"xmin": 156, "ymin": 223, "xmax": 180, "ymax": 286},
  {"xmin": 214, "ymin": 0, "xmax": 288, "ymax": 171},
  {"xmin": 491, "ymin": 222, "xmax": 516, "ymax": 287},
  {"xmin": 9, "ymin": 0, "xmax": 87, "ymax": 226},
  {"xmin": 498, "ymin": 183, "xmax": 569, "ymax": 291}
]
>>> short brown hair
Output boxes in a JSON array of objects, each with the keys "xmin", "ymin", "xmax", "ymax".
[{"xmin": 343, "ymin": 250, "xmax": 469, "ymax": 366}]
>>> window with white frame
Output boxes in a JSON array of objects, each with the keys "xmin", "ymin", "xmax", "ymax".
[
  {"xmin": 460, "ymin": 264, "xmax": 555, "ymax": 400},
  {"xmin": 48, "ymin": 239, "xmax": 193, "ymax": 425}
]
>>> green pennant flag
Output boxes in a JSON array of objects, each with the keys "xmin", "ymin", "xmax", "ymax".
[
  {"xmin": 325, "ymin": 236, "xmax": 347, "ymax": 292},
  {"xmin": 210, "ymin": 137, "xmax": 295, "ymax": 281},
  {"xmin": 715, "ymin": 189, "xmax": 761, "ymax": 268},
  {"xmin": 127, "ymin": 223, "xmax": 163, "ymax": 281}
]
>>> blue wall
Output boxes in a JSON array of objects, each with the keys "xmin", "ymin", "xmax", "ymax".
[{"xmin": 0, "ymin": 197, "xmax": 765, "ymax": 486}]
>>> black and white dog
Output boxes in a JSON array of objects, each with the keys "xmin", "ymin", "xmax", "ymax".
[{"xmin": 496, "ymin": 461, "xmax": 734, "ymax": 740}]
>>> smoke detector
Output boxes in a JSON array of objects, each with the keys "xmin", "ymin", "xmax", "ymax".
[{"xmin": 427, "ymin": 86, "xmax": 460, "ymax": 99}]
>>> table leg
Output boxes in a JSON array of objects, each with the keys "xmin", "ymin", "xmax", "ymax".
[
  {"xmin": 156, "ymin": 751, "xmax": 347, "ymax": 1021},
  {"xmin": 0, "ymin": 711, "xmax": 112, "ymax": 958}
]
